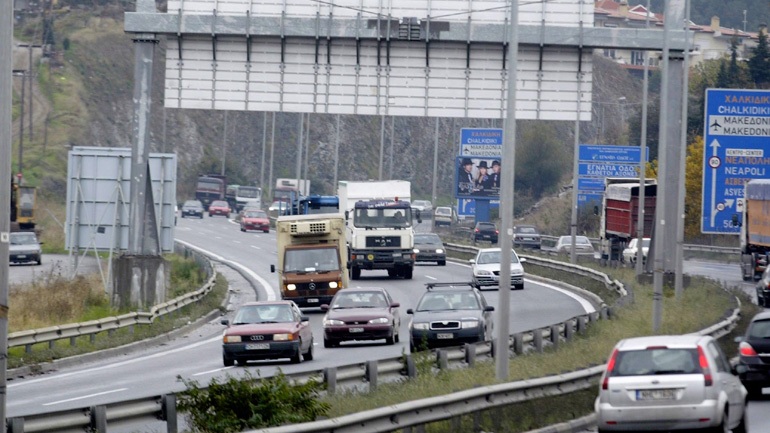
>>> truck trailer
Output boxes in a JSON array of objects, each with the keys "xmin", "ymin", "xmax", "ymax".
[
  {"xmin": 598, "ymin": 180, "xmax": 657, "ymax": 262},
  {"xmin": 338, "ymin": 180, "xmax": 417, "ymax": 280},
  {"xmin": 736, "ymin": 179, "xmax": 770, "ymax": 281},
  {"xmin": 274, "ymin": 178, "xmax": 310, "ymax": 203},
  {"xmin": 195, "ymin": 174, "xmax": 226, "ymax": 210},
  {"xmin": 271, "ymin": 214, "xmax": 348, "ymax": 307}
]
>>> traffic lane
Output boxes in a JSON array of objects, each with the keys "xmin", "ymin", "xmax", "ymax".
[{"xmin": 8, "ymin": 253, "xmax": 101, "ymax": 286}]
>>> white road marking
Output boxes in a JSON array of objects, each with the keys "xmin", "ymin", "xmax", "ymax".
[
  {"xmin": 250, "ymin": 245, "xmax": 261, "ymax": 250},
  {"xmin": 424, "ymin": 275, "xmax": 437, "ymax": 280},
  {"xmin": 193, "ymin": 367, "xmax": 234, "ymax": 376},
  {"xmin": 43, "ymin": 388, "xmax": 128, "ymax": 406},
  {"xmin": 232, "ymin": 240, "xmax": 241, "ymax": 244}
]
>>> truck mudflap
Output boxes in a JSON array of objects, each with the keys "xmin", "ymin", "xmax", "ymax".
[{"xmin": 349, "ymin": 249, "xmax": 415, "ymax": 280}]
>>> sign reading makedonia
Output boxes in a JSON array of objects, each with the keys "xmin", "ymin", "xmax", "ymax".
[{"xmin": 702, "ymin": 88, "xmax": 770, "ymax": 234}]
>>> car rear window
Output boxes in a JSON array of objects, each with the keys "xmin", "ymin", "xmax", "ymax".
[
  {"xmin": 748, "ymin": 319, "xmax": 770, "ymax": 339},
  {"xmin": 435, "ymin": 208, "xmax": 450, "ymax": 215},
  {"xmin": 478, "ymin": 223, "xmax": 495, "ymax": 229},
  {"xmin": 611, "ymin": 348, "xmax": 701, "ymax": 377}
]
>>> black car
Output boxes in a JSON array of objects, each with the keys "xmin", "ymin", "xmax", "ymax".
[
  {"xmin": 512, "ymin": 224, "xmax": 541, "ymax": 249},
  {"xmin": 407, "ymin": 282, "xmax": 494, "ymax": 352},
  {"xmin": 181, "ymin": 200, "xmax": 204, "ymax": 219},
  {"xmin": 413, "ymin": 233, "xmax": 446, "ymax": 266},
  {"xmin": 472, "ymin": 222, "xmax": 498, "ymax": 244},
  {"xmin": 736, "ymin": 310, "xmax": 770, "ymax": 397},
  {"xmin": 756, "ymin": 267, "xmax": 770, "ymax": 307}
]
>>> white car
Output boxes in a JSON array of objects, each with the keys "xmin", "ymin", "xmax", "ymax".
[
  {"xmin": 411, "ymin": 200, "xmax": 433, "ymax": 215},
  {"xmin": 622, "ymin": 238, "xmax": 650, "ymax": 264},
  {"xmin": 469, "ymin": 248, "xmax": 526, "ymax": 290}
]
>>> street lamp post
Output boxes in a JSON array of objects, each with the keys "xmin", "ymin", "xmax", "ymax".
[{"xmin": 12, "ymin": 69, "xmax": 25, "ymax": 177}]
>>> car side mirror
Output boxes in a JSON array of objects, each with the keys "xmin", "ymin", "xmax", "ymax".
[
  {"xmin": 300, "ymin": 315, "xmax": 309, "ymax": 322},
  {"xmin": 320, "ymin": 304, "xmax": 329, "ymax": 311},
  {"xmin": 519, "ymin": 257, "xmax": 527, "ymax": 263},
  {"xmin": 484, "ymin": 306, "xmax": 495, "ymax": 312},
  {"xmin": 220, "ymin": 319, "xmax": 230, "ymax": 326},
  {"xmin": 390, "ymin": 302, "xmax": 400, "ymax": 308},
  {"xmin": 469, "ymin": 259, "xmax": 476, "ymax": 264},
  {"xmin": 270, "ymin": 264, "xmax": 275, "ymax": 273},
  {"xmin": 734, "ymin": 336, "xmax": 744, "ymax": 343},
  {"xmin": 406, "ymin": 309, "xmax": 414, "ymax": 315},
  {"xmin": 344, "ymin": 210, "xmax": 349, "ymax": 220}
]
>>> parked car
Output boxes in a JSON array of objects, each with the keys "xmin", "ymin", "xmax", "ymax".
[
  {"xmin": 595, "ymin": 334, "xmax": 746, "ymax": 433},
  {"xmin": 413, "ymin": 233, "xmax": 446, "ymax": 266},
  {"xmin": 240, "ymin": 209, "xmax": 270, "ymax": 233},
  {"xmin": 8, "ymin": 232, "xmax": 42, "ymax": 266},
  {"xmin": 735, "ymin": 310, "xmax": 770, "ymax": 397},
  {"xmin": 622, "ymin": 237, "xmax": 650, "ymax": 264},
  {"xmin": 469, "ymin": 247, "xmax": 526, "ymax": 290},
  {"xmin": 407, "ymin": 282, "xmax": 494, "ymax": 352},
  {"xmin": 472, "ymin": 222, "xmax": 498, "ymax": 244},
  {"xmin": 320, "ymin": 287, "xmax": 400, "ymax": 347},
  {"xmin": 220, "ymin": 301, "xmax": 313, "ymax": 366},
  {"xmin": 755, "ymin": 266, "xmax": 770, "ymax": 308},
  {"xmin": 208, "ymin": 200, "xmax": 231, "ymax": 217},
  {"xmin": 433, "ymin": 206, "xmax": 456, "ymax": 227},
  {"xmin": 180, "ymin": 200, "xmax": 204, "ymax": 219},
  {"xmin": 512, "ymin": 224, "xmax": 541, "ymax": 249},
  {"xmin": 411, "ymin": 200, "xmax": 433, "ymax": 216},
  {"xmin": 554, "ymin": 235, "xmax": 595, "ymax": 256}
]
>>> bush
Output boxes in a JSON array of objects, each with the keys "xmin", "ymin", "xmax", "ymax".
[{"xmin": 177, "ymin": 371, "xmax": 330, "ymax": 432}]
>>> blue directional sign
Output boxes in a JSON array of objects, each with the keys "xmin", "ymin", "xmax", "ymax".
[
  {"xmin": 579, "ymin": 145, "xmax": 648, "ymax": 163},
  {"xmin": 702, "ymin": 89, "xmax": 770, "ymax": 234},
  {"xmin": 578, "ymin": 178, "xmax": 607, "ymax": 191},
  {"xmin": 460, "ymin": 128, "xmax": 503, "ymax": 157},
  {"xmin": 578, "ymin": 193, "xmax": 604, "ymax": 206},
  {"xmin": 579, "ymin": 163, "xmax": 640, "ymax": 178},
  {"xmin": 457, "ymin": 199, "xmax": 475, "ymax": 216}
]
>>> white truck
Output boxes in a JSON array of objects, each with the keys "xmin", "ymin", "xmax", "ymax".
[
  {"xmin": 274, "ymin": 178, "xmax": 311, "ymax": 203},
  {"xmin": 234, "ymin": 185, "xmax": 262, "ymax": 211},
  {"xmin": 338, "ymin": 180, "xmax": 418, "ymax": 280},
  {"xmin": 270, "ymin": 214, "xmax": 348, "ymax": 307}
]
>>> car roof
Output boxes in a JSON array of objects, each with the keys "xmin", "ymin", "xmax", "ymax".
[
  {"xmin": 613, "ymin": 335, "xmax": 709, "ymax": 351},
  {"xmin": 749, "ymin": 311, "xmax": 770, "ymax": 323}
]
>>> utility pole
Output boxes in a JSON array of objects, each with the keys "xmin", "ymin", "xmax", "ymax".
[
  {"xmin": 221, "ymin": 111, "xmax": 228, "ymax": 176},
  {"xmin": 2, "ymin": 0, "xmax": 14, "ymax": 427},
  {"xmin": 12, "ymin": 70, "xmax": 25, "ymax": 177}
]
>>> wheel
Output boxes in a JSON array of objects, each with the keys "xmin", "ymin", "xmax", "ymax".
[
  {"xmin": 209, "ymin": 214, "xmax": 213, "ymax": 217},
  {"xmin": 240, "ymin": 226, "xmax": 246, "ymax": 232},
  {"xmin": 263, "ymin": 229, "xmax": 269, "ymax": 233},
  {"xmin": 707, "ymin": 409, "xmax": 729, "ymax": 433},
  {"xmin": 290, "ymin": 343, "xmax": 303, "ymax": 364},
  {"xmin": 387, "ymin": 269, "xmax": 396, "ymax": 277},
  {"xmin": 303, "ymin": 338, "xmax": 314, "ymax": 361},
  {"xmin": 36, "ymin": 257, "xmax": 42, "ymax": 266},
  {"xmin": 403, "ymin": 267, "xmax": 413, "ymax": 279},
  {"xmin": 395, "ymin": 332, "xmax": 400, "ymax": 343},
  {"xmin": 181, "ymin": 214, "xmax": 185, "ymax": 219},
  {"xmin": 223, "ymin": 353, "xmax": 234, "ymax": 367},
  {"xmin": 324, "ymin": 337, "xmax": 337, "ymax": 348},
  {"xmin": 351, "ymin": 266, "xmax": 361, "ymax": 280},
  {"xmin": 438, "ymin": 260, "xmax": 446, "ymax": 266}
]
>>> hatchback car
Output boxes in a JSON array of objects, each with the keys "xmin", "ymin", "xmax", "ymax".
[
  {"xmin": 208, "ymin": 200, "xmax": 231, "ymax": 217},
  {"xmin": 433, "ymin": 206, "xmax": 456, "ymax": 228},
  {"xmin": 180, "ymin": 200, "xmax": 204, "ymax": 219},
  {"xmin": 470, "ymin": 248, "xmax": 526, "ymax": 290},
  {"xmin": 512, "ymin": 225, "xmax": 542, "ymax": 249},
  {"xmin": 221, "ymin": 301, "xmax": 313, "ymax": 366},
  {"xmin": 320, "ymin": 287, "xmax": 400, "ymax": 348},
  {"xmin": 407, "ymin": 282, "xmax": 494, "ymax": 352},
  {"xmin": 755, "ymin": 267, "xmax": 770, "ymax": 308},
  {"xmin": 736, "ymin": 310, "xmax": 770, "ymax": 397},
  {"xmin": 622, "ymin": 237, "xmax": 650, "ymax": 264},
  {"xmin": 9, "ymin": 232, "xmax": 42, "ymax": 266},
  {"xmin": 240, "ymin": 209, "xmax": 270, "ymax": 233},
  {"xmin": 413, "ymin": 233, "xmax": 446, "ymax": 266},
  {"xmin": 472, "ymin": 222, "xmax": 498, "ymax": 244},
  {"xmin": 554, "ymin": 235, "xmax": 595, "ymax": 256},
  {"xmin": 411, "ymin": 200, "xmax": 433, "ymax": 216},
  {"xmin": 595, "ymin": 334, "xmax": 746, "ymax": 433}
]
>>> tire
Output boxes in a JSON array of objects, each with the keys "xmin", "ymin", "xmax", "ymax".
[
  {"xmin": 387, "ymin": 269, "xmax": 396, "ymax": 278},
  {"xmin": 263, "ymin": 229, "xmax": 269, "ymax": 233},
  {"xmin": 223, "ymin": 353, "xmax": 234, "ymax": 367},
  {"xmin": 351, "ymin": 266, "xmax": 361, "ymax": 280},
  {"xmin": 240, "ymin": 226, "xmax": 246, "ymax": 232},
  {"xmin": 36, "ymin": 257, "xmax": 42, "ymax": 266},
  {"xmin": 403, "ymin": 267, "xmax": 413, "ymax": 280},
  {"xmin": 385, "ymin": 335, "xmax": 395, "ymax": 345},
  {"xmin": 395, "ymin": 332, "xmax": 400, "ymax": 343},
  {"xmin": 303, "ymin": 338, "xmax": 314, "ymax": 361},
  {"xmin": 438, "ymin": 260, "xmax": 446, "ymax": 266},
  {"xmin": 324, "ymin": 337, "xmax": 337, "ymax": 348},
  {"xmin": 290, "ymin": 343, "xmax": 303, "ymax": 364},
  {"xmin": 706, "ymin": 409, "xmax": 729, "ymax": 433}
]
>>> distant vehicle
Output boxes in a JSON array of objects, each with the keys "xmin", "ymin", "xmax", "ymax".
[
  {"xmin": 299, "ymin": 195, "xmax": 339, "ymax": 215},
  {"xmin": 735, "ymin": 310, "xmax": 770, "ymax": 397},
  {"xmin": 512, "ymin": 225, "xmax": 541, "ymax": 249},
  {"xmin": 9, "ymin": 231, "xmax": 42, "ymax": 266},
  {"xmin": 413, "ymin": 233, "xmax": 446, "ymax": 266},
  {"xmin": 735, "ymin": 179, "xmax": 770, "ymax": 281},
  {"xmin": 554, "ymin": 235, "xmax": 595, "ymax": 256},
  {"xmin": 220, "ymin": 301, "xmax": 313, "ymax": 366},
  {"xmin": 469, "ymin": 247, "xmax": 526, "ymax": 290},
  {"xmin": 595, "ymin": 334, "xmax": 746, "ymax": 433},
  {"xmin": 411, "ymin": 200, "xmax": 433, "ymax": 216},
  {"xmin": 235, "ymin": 204, "xmax": 262, "ymax": 223},
  {"xmin": 240, "ymin": 209, "xmax": 270, "ymax": 233},
  {"xmin": 180, "ymin": 200, "xmax": 204, "ymax": 219},
  {"xmin": 407, "ymin": 282, "xmax": 494, "ymax": 352},
  {"xmin": 208, "ymin": 200, "xmax": 231, "ymax": 217},
  {"xmin": 621, "ymin": 237, "xmax": 650, "ymax": 264},
  {"xmin": 433, "ymin": 206, "xmax": 456, "ymax": 227},
  {"xmin": 195, "ymin": 174, "xmax": 226, "ymax": 210},
  {"xmin": 274, "ymin": 178, "xmax": 310, "ymax": 203},
  {"xmin": 472, "ymin": 222, "xmax": 498, "ymax": 244},
  {"xmin": 757, "ymin": 267, "xmax": 770, "ymax": 308},
  {"xmin": 10, "ymin": 179, "xmax": 37, "ymax": 232},
  {"xmin": 235, "ymin": 185, "xmax": 262, "ymax": 212},
  {"xmin": 598, "ymin": 180, "xmax": 656, "ymax": 262},
  {"xmin": 320, "ymin": 287, "xmax": 400, "ymax": 347},
  {"xmin": 268, "ymin": 200, "xmax": 288, "ymax": 216}
]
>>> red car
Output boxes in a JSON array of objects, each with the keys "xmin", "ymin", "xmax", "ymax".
[
  {"xmin": 240, "ymin": 209, "xmax": 270, "ymax": 233},
  {"xmin": 208, "ymin": 200, "xmax": 231, "ymax": 217},
  {"xmin": 321, "ymin": 287, "xmax": 400, "ymax": 348},
  {"xmin": 221, "ymin": 301, "xmax": 313, "ymax": 366}
]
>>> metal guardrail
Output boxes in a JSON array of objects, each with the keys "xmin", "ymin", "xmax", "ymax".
[
  {"xmin": 538, "ymin": 235, "xmax": 740, "ymax": 255},
  {"xmin": 8, "ymin": 246, "xmax": 217, "ymax": 352}
]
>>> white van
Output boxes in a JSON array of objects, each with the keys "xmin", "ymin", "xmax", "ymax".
[{"xmin": 433, "ymin": 206, "xmax": 457, "ymax": 227}]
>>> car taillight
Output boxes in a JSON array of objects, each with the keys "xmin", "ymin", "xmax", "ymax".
[
  {"xmin": 475, "ymin": 229, "xmax": 480, "ymax": 233},
  {"xmin": 697, "ymin": 346, "xmax": 713, "ymax": 387},
  {"xmin": 739, "ymin": 341, "xmax": 758, "ymax": 357},
  {"xmin": 602, "ymin": 348, "xmax": 619, "ymax": 390}
]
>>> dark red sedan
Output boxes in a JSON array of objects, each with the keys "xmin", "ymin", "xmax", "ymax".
[
  {"xmin": 321, "ymin": 287, "xmax": 400, "ymax": 348},
  {"xmin": 208, "ymin": 200, "xmax": 231, "ymax": 217},
  {"xmin": 240, "ymin": 209, "xmax": 270, "ymax": 233},
  {"xmin": 221, "ymin": 301, "xmax": 313, "ymax": 366}
]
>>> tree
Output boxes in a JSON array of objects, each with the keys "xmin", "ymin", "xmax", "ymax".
[
  {"xmin": 749, "ymin": 29, "xmax": 770, "ymax": 88},
  {"xmin": 684, "ymin": 136, "xmax": 704, "ymax": 239}
]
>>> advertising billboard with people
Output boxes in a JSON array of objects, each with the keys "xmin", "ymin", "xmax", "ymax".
[{"xmin": 455, "ymin": 156, "xmax": 501, "ymax": 199}]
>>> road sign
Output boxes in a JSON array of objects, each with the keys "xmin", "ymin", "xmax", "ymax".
[
  {"xmin": 578, "ymin": 163, "xmax": 640, "ymax": 178},
  {"xmin": 578, "ymin": 193, "xmax": 603, "ymax": 206},
  {"xmin": 578, "ymin": 144, "xmax": 648, "ymax": 163},
  {"xmin": 460, "ymin": 128, "xmax": 503, "ymax": 157},
  {"xmin": 702, "ymin": 88, "xmax": 770, "ymax": 234},
  {"xmin": 457, "ymin": 199, "xmax": 476, "ymax": 216},
  {"xmin": 578, "ymin": 178, "xmax": 606, "ymax": 191}
]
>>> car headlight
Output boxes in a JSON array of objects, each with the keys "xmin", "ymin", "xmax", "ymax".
[
  {"xmin": 286, "ymin": 284, "xmax": 296, "ymax": 291},
  {"xmin": 435, "ymin": 249, "xmax": 444, "ymax": 254},
  {"xmin": 413, "ymin": 248, "xmax": 420, "ymax": 253},
  {"xmin": 412, "ymin": 322, "xmax": 429, "ymax": 330},
  {"xmin": 461, "ymin": 320, "xmax": 480, "ymax": 329},
  {"xmin": 323, "ymin": 318, "xmax": 345, "ymax": 326},
  {"xmin": 476, "ymin": 270, "xmax": 492, "ymax": 276},
  {"xmin": 369, "ymin": 317, "xmax": 389, "ymax": 324},
  {"xmin": 273, "ymin": 333, "xmax": 294, "ymax": 341},
  {"xmin": 329, "ymin": 281, "xmax": 338, "ymax": 289},
  {"xmin": 223, "ymin": 335, "xmax": 242, "ymax": 343}
]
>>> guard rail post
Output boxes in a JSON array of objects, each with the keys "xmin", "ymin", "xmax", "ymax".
[
  {"xmin": 564, "ymin": 320, "xmax": 574, "ymax": 342},
  {"xmin": 162, "ymin": 394, "xmax": 178, "ymax": 433},
  {"xmin": 601, "ymin": 305, "xmax": 609, "ymax": 320},
  {"xmin": 7, "ymin": 417, "xmax": 23, "ymax": 433},
  {"xmin": 533, "ymin": 330, "xmax": 543, "ymax": 353},
  {"xmin": 365, "ymin": 360, "xmax": 378, "ymax": 391},
  {"xmin": 550, "ymin": 325, "xmax": 560, "ymax": 350},
  {"xmin": 437, "ymin": 350, "xmax": 449, "ymax": 369},
  {"xmin": 324, "ymin": 367, "xmax": 337, "ymax": 394},
  {"xmin": 577, "ymin": 316, "xmax": 587, "ymax": 334},
  {"xmin": 404, "ymin": 355, "xmax": 417, "ymax": 378},
  {"xmin": 513, "ymin": 333, "xmax": 524, "ymax": 354},
  {"xmin": 91, "ymin": 405, "xmax": 107, "ymax": 432},
  {"xmin": 464, "ymin": 343, "xmax": 476, "ymax": 367}
]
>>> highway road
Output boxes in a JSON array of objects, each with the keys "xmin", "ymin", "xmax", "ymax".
[{"xmin": 7, "ymin": 215, "xmax": 595, "ymax": 427}]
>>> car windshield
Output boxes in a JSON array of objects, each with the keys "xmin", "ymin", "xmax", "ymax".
[
  {"xmin": 10, "ymin": 233, "xmax": 37, "ymax": 245},
  {"xmin": 477, "ymin": 224, "xmax": 495, "ymax": 230},
  {"xmin": 332, "ymin": 291, "xmax": 389, "ymax": 309},
  {"xmin": 183, "ymin": 201, "xmax": 200, "ymax": 208},
  {"xmin": 284, "ymin": 247, "xmax": 339, "ymax": 272},
  {"xmin": 476, "ymin": 250, "xmax": 520, "ymax": 264},
  {"xmin": 244, "ymin": 211, "xmax": 267, "ymax": 218},
  {"xmin": 211, "ymin": 201, "xmax": 228, "ymax": 207},
  {"xmin": 747, "ymin": 319, "xmax": 770, "ymax": 339},
  {"xmin": 611, "ymin": 348, "xmax": 701, "ymax": 377},
  {"xmin": 417, "ymin": 292, "xmax": 480, "ymax": 311},
  {"xmin": 415, "ymin": 235, "xmax": 442, "ymax": 246},
  {"xmin": 233, "ymin": 304, "xmax": 294, "ymax": 324},
  {"xmin": 237, "ymin": 187, "xmax": 260, "ymax": 198}
]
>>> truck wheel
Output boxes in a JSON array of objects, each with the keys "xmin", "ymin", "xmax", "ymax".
[
  {"xmin": 387, "ymin": 269, "xmax": 396, "ymax": 278},
  {"xmin": 438, "ymin": 260, "xmax": 446, "ymax": 266},
  {"xmin": 403, "ymin": 267, "xmax": 413, "ymax": 279},
  {"xmin": 351, "ymin": 266, "xmax": 361, "ymax": 280}
]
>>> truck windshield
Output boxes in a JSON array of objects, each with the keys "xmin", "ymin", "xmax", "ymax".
[
  {"xmin": 238, "ymin": 187, "xmax": 261, "ymax": 198},
  {"xmin": 354, "ymin": 207, "xmax": 412, "ymax": 228},
  {"xmin": 284, "ymin": 248, "xmax": 340, "ymax": 273},
  {"xmin": 197, "ymin": 179, "xmax": 223, "ymax": 191}
]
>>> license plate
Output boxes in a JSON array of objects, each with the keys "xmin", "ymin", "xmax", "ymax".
[
  {"xmin": 437, "ymin": 333, "xmax": 453, "ymax": 339},
  {"xmin": 482, "ymin": 235, "xmax": 490, "ymax": 238},
  {"xmin": 307, "ymin": 298, "xmax": 319, "ymax": 303},
  {"xmin": 245, "ymin": 343, "xmax": 269, "ymax": 350},
  {"xmin": 349, "ymin": 327, "xmax": 364, "ymax": 333},
  {"xmin": 636, "ymin": 389, "xmax": 676, "ymax": 401},
  {"xmin": 17, "ymin": 255, "xmax": 26, "ymax": 258}
]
